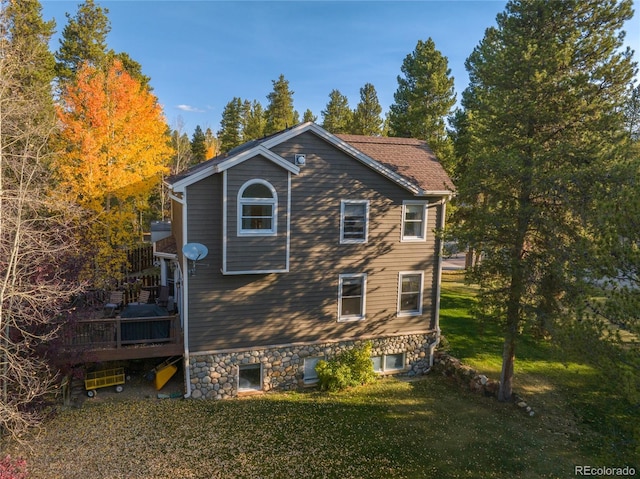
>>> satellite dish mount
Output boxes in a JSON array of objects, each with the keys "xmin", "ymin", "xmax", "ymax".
[{"xmin": 182, "ymin": 243, "xmax": 209, "ymax": 276}]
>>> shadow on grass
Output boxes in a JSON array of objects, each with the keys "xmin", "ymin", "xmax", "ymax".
[
  {"xmin": 438, "ymin": 275, "xmax": 639, "ymax": 468},
  {"xmin": 7, "ymin": 377, "xmax": 590, "ymax": 479}
]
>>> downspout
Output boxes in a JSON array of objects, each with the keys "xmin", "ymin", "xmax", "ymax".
[
  {"xmin": 429, "ymin": 196, "xmax": 449, "ymax": 368},
  {"xmin": 180, "ymin": 190, "xmax": 192, "ymax": 399}
]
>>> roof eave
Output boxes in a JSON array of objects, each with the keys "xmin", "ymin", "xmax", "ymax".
[
  {"xmin": 415, "ymin": 189, "xmax": 455, "ymax": 198},
  {"xmin": 168, "ymin": 145, "xmax": 299, "ymax": 193},
  {"xmin": 266, "ymin": 122, "xmax": 431, "ymax": 196}
]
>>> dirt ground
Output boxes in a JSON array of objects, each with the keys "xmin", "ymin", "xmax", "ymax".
[{"xmin": 70, "ymin": 357, "xmax": 185, "ymax": 406}]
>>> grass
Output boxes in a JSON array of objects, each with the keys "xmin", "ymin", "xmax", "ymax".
[
  {"xmin": 2, "ymin": 270, "xmax": 637, "ymax": 477},
  {"xmin": 4, "ymin": 377, "xmax": 588, "ymax": 479},
  {"xmin": 440, "ymin": 270, "xmax": 639, "ymax": 466}
]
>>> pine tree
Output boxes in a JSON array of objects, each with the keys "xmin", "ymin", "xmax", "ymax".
[
  {"xmin": 623, "ymin": 84, "xmax": 640, "ymax": 141},
  {"xmin": 453, "ymin": 0, "xmax": 636, "ymax": 402},
  {"xmin": 388, "ymin": 38, "xmax": 455, "ymax": 158},
  {"xmin": 54, "ymin": 0, "xmax": 110, "ymax": 84},
  {"xmin": 191, "ymin": 125, "xmax": 207, "ymax": 164},
  {"xmin": 586, "ymin": 85, "xmax": 640, "ymax": 411},
  {"xmin": 264, "ymin": 74, "xmax": 297, "ymax": 135},
  {"xmin": 351, "ymin": 83, "xmax": 383, "ymax": 136},
  {"xmin": 242, "ymin": 99, "xmax": 265, "ymax": 141},
  {"xmin": 218, "ymin": 97, "xmax": 243, "ymax": 153},
  {"xmin": 55, "ymin": 1, "xmax": 147, "ymax": 88},
  {"xmin": 302, "ymin": 109, "xmax": 317, "ymax": 123},
  {"xmin": 321, "ymin": 89, "xmax": 353, "ymax": 134},
  {"xmin": 4, "ymin": 0, "xmax": 56, "ymax": 109},
  {"xmin": 107, "ymin": 51, "xmax": 151, "ymax": 89}
]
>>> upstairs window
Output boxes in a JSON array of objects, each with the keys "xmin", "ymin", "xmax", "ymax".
[
  {"xmin": 340, "ymin": 200, "xmax": 369, "ymax": 244},
  {"xmin": 338, "ymin": 273, "xmax": 367, "ymax": 321},
  {"xmin": 397, "ymin": 271, "xmax": 424, "ymax": 316},
  {"xmin": 238, "ymin": 180, "xmax": 277, "ymax": 236},
  {"xmin": 401, "ymin": 201, "xmax": 427, "ymax": 241}
]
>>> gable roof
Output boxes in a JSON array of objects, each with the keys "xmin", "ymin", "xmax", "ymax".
[
  {"xmin": 336, "ymin": 134, "xmax": 455, "ymax": 195},
  {"xmin": 169, "ymin": 144, "xmax": 299, "ymax": 193},
  {"xmin": 167, "ymin": 122, "xmax": 454, "ymax": 196}
]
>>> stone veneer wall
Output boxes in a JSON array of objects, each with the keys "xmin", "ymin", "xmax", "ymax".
[{"xmin": 189, "ymin": 333, "xmax": 437, "ymax": 400}]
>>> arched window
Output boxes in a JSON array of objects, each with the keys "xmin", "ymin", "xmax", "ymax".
[{"xmin": 237, "ymin": 179, "xmax": 277, "ymax": 236}]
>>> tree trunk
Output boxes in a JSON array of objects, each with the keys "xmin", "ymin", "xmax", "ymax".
[
  {"xmin": 498, "ymin": 188, "xmax": 530, "ymax": 402},
  {"xmin": 498, "ymin": 324, "xmax": 517, "ymax": 401},
  {"xmin": 498, "ymin": 235, "xmax": 527, "ymax": 402}
]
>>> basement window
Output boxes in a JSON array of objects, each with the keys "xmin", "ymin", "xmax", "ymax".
[
  {"xmin": 238, "ymin": 364, "xmax": 262, "ymax": 391},
  {"xmin": 303, "ymin": 357, "xmax": 323, "ymax": 384},
  {"xmin": 371, "ymin": 353, "xmax": 405, "ymax": 373}
]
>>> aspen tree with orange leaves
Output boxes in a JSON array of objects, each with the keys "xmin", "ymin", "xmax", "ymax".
[{"xmin": 56, "ymin": 59, "xmax": 172, "ymax": 283}]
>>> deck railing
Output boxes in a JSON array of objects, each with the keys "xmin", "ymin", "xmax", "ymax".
[{"xmin": 59, "ymin": 314, "xmax": 183, "ymax": 361}]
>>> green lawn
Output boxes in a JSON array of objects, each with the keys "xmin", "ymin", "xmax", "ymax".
[
  {"xmin": 440, "ymin": 270, "xmax": 639, "ymax": 467},
  {"xmin": 2, "ymin": 271, "xmax": 636, "ymax": 478}
]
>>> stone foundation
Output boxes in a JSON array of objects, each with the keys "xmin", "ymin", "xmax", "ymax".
[{"xmin": 188, "ymin": 333, "xmax": 437, "ymax": 400}]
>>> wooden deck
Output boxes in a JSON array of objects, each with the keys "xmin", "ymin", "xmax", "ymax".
[{"xmin": 58, "ymin": 314, "xmax": 183, "ymax": 363}]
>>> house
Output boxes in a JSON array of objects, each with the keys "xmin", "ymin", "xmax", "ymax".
[{"xmin": 156, "ymin": 122, "xmax": 454, "ymax": 399}]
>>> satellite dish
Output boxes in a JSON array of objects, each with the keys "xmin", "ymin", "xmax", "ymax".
[{"xmin": 182, "ymin": 243, "xmax": 208, "ymax": 261}]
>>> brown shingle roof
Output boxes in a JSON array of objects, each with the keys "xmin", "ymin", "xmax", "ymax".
[
  {"xmin": 166, "ymin": 123, "xmax": 454, "ymax": 196},
  {"xmin": 155, "ymin": 235, "xmax": 177, "ymax": 255},
  {"xmin": 337, "ymin": 134, "xmax": 455, "ymax": 194}
]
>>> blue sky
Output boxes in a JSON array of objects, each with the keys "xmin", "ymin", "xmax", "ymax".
[{"xmin": 41, "ymin": 1, "xmax": 639, "ymax": 135}]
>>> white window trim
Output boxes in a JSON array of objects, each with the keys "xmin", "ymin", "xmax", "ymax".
[
  {"xmin": 303, "ymin": 356, "xmax": 324, "ymax": 384},
  {"xmin": 237, "ymin": 179, "xmax": 277, "ymax": 237},
  {"xmin": 397, "ymin": 271, "xmax": 424, "ymax": 317},
  {"xmin": 372, "ymin": 353, "xmax": 407, "ymax": 373},
  {"xmin": 401, "ymin": 200, "xmax": 428, "ymax": 242},
  {"xmin": 340, "ymin": 199, "xmax": 369, "ymax": 244},
  {"xmin": 338, "ymin": 273, "xmax": 367, "ymax": 322}
]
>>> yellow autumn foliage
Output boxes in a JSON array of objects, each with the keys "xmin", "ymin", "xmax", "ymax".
[{"xmin": 55, "ymin": 60, "xmax": 173, "ymax": 282}]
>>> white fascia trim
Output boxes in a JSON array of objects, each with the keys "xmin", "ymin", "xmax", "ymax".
[
  {"xmin": 264, "ymin": 122, "xmax": 424, "ymax": 196},
  {"xmin": 171, "ymin": 168, "xmax": 214, "ymax": 193},
  {"xmin": 221, "ymin": 268, "xmax": 289, "ymax": 275},
  {"xmin": 170, "ymin": 146, "xmax": 299, "ymax": 193},
  {"xmin": 169, "ymin": 192, "xmax": 184, "ymax": 204},
  {"xmin": 417, "ymin": 190, "xmax": 455, "ymax": 198},
  {"xmin": 154, "ymin": 252, "xmax": 177, "ymax": 260},
  {"xmin": 286, "ymin": 172, "xmax": 291, "ymax": 271},
  {"xmin": 222, "ymin": 170, "xmax": 228, "ymax": 274}
]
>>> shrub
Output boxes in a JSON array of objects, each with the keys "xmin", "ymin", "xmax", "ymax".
[
  {"xmin": 316, "ymin": 342, "xmax": 377, "ymax": 392},
  {"xmin": 0, "ymin": 455, "xmax": 27, "ymax": 479}
]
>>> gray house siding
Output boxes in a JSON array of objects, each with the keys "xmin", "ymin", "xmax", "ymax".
[
  {"xmin": 185, "ymin": 131, "xmax": 444, "ymax": 353},
  {"xmin": 224, "ymin": 156, "xmax": 289, "ymax": 273}
]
